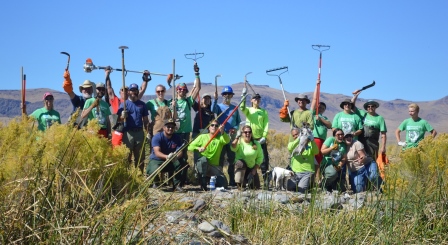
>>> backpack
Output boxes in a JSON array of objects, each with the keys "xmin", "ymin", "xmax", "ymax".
[{"xmin": 152, "ymin": 99, "xmax": 173, "ymax": 135}]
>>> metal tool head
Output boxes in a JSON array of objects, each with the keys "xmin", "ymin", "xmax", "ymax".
[
  {"xmin": 266, "ymin": 66, "xmax": 288, "ymax": 76},
  {"xmin": 311, "ymin": 45, "xmax": 331, "ymax": 52},
  {"xmin": 60, "ymin": 51, "xmax": 70, "ymax": 57},
  {"xmin": 184, "ymin": 52, "xmax": 204, "ymax": 62},
  {"xmin": 118, "ymin": 46, "xmax": 129, "ymax": 50},
  {"xmin": 83, "ymin": 58, "xmax": 97, "ymax": 73}
]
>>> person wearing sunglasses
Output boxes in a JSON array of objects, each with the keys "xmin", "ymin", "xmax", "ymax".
[
  {"xmin": 188, "ymin": 120, "xmax": 230, "ymax": 191},
  {"xmin": 231, "ymin": 125, "xmax": 264, "ymax": 190},
  {"xmin": 192, "ymin": 93, "xmax": 215, "ymax": 168},
  {"xmin": 21, "ymin": 92, "xmax": 61, "ymax": 131},
  {"xmin": 240, "ymin": 88, "xmax": 270, "ymax": 188},
  {"xmin": 279, "ymin": 93, "xmax": 314, "ymax": 132},
  {"xmin": 173, "ymin": 63, "xmax": 202, "ymax": 187},
  {"xmin": 146, "ymin": 84, "xmax": 177, "ymax": 138},
  {"xmin": 81, "ymin": 82, "xmax": 112, "ymax": 138},
  {"xmin": 320, "ymin": 128, "xmax": 348, "ymax": 192},
  {"xmin": 351, "ymin": 89, "xmax": 387, "ymax": 160},
  {"xmin": 147, "ymin": 119, "xmax": 185, "ymax": 192},
  {"xmin": 212, "ymin": 86, "xmax": 242, "ymax": 187},
  {"xmin": 332, "ymin": 98, "xmax": 363, "ymax": 139}
]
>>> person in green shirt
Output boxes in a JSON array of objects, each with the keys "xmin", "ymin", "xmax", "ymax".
[
  {"xmin": 288, "ymin": 127, "xmax": 319, "ymax": 193},
  {"xmin": 320, "ymin": 128, "xmax": 348, "ymax": 192},
  {"xmin": 351, "ymin": 90, "xmax": 387, "ymax": 160},
  {"xmin": 240, "ymin": 87, "xmax": 270, "ymax": 185},
  {"xmin": 188, "ymin": 119, "xmax": 230, "ymax": 191},
  {"xmin": 23, "ymin": 92, "xmax": 61, "ymax": 131},
  {"xmin": 81, "ymin": 82, "xmax": 112, "ymax": 138},
  {"xmin": 332, "ymin": 99, "xmax": 363, "ymax": 139},
  {"xmin": 395, "ymin": 103, "xmax": 437, "ymax": 149},
  {"xmin": 231, "ymin": 125, "xmax": 264, "ymax": 190},
  {"xmin": 279, "ymin": 93, "xmax": 314, "ymax": 130},
  {"xmin": 173, "ymin": 63, "xmax": 202, "ymax": 187}
]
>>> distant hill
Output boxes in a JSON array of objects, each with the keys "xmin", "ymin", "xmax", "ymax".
[{"xmin": 1, "ymin": 85, "xmax": 447, "ymax": 144}]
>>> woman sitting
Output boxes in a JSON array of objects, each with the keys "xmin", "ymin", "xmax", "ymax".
[
  {"xmin": 344, "ymin": 132, "xmax": 383, "ymax": 193},
  {"xmin": 320, "ymin": 128, "xmax": 348, "ymax": 192},
  {"xmin": 231, "ymin": 125, "xmax": 264, "ymax": 190}
]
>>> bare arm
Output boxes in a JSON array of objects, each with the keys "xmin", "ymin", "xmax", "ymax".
[
  {"xmin": 105, "ymin": 69, "xmax": 116, "ymax": 100},
  {"xmin": 380, "ymin": 132, "xmax": 387, "ymax": 153},
  {"xmin": 138, "ymin": 70, "xmax": 150, "ymax": 100},
  {"xmin": 395, "ymin": 128, "xmax": 402, "ymax": 143},
  {"xmin": 431, "ymin": 129, "xmax": 437, "ymax": 138},
  {"xmin": 310, "ymin": 79, "xmax": 320, "ymax": 111},
  {"xmin": 351, "ymin": 89, "xmax": 361, "ymax": 108}
]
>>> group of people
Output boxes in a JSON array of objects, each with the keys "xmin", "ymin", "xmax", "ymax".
[{"xmin": 23, "ymin": 64, "xmax": 437, "ymax": 194}]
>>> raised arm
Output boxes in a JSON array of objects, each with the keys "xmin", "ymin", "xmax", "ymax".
[
  {"xmin": 105, "ymin": 68, "xmax": 115, "ymax": 100},
  {"xmin": 138, "ymin": 70, "xmax": 151, "ymax": 100},
  {"xmin": 310, "ymin": 79, "xmax": 320, "ymax": 111},
  {"xmin": 62, "ymin": 69, "xmax": 76, "ymax": 100},
  {"xmin": 189, "ymin": 63, "xmax": 201, "ymax": 99}
]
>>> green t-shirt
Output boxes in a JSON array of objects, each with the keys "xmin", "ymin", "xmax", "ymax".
[
  {"xmin": 240, "ymin": 100, "xmax": 269, "ymax": 139},
  {"xmin": 188, "ymin": 133, "xmax": 230, "ymax": 166},
  {"xmin": 30, "ymin": 108, "xmax": 61, "ymax": 131},
  {"xmin": 146, "ymin": 99, "xmax": 170, "ymax": 121},
  {"xmin": 332, "ymin": 111, "xmax": 363, "ymax": 138},
  {"xmin": 281, "ymin": 109, "xmax": 314, "ymax": 130},
  {"xmin": 231, "ymin": 140, "xmax": 264, "ymax": 168},
  {"xmin": 398, "ymin": 117, "xmax": 434, "ymax": 149},
  {"xmin": 311, "ymin": 109, "xmax": 329, "ymax": 140},
  {"xmin": 174, "ymin": 96, "xmax": 194, "ymax": 133},
  {"xmin": 355, "ymin": 109, "xmax": 387, "ymax": 132},
  {"xmin": 321, "ymin": 136, "xmax": 347, "ymax": 168},
  {"xmin": 83, "ymin": 98, "xmax": 111, "ymax": 129},
  {"xmin": 288, "ymin": 137, "xmax": 319, "ymax": 173}
]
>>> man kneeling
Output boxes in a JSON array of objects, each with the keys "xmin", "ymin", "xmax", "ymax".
[
  {"xmin": 188, "ymin": 120, "xmax": 230, "ymax": 191},
  {"xmin": 146, "ymin": 119, "xmax": 185, "ymax": 192}
]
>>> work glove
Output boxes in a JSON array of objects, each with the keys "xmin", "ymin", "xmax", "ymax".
[
  {"xmin": 167, "ymin": 74, "xmax": 173, "ymax": 88},
  {"xmin": 142, "ymin": 70, "xmax": 151, "ymax": 82},
  {"xmin": 235, "ymin": 129, "xmax": 242, "ymax": 139},
  {"xmin": 332, "ymin": 143, "xmax": 339, "ymax": 150},
  {"xmin": 334, "ymin": 165, "xmax": 342, "ymax": 172},
  {"xmin": 259, "ymin": 137, "xmax": 266, "ymax": 145},
  {"xmin": 120, "ymin": 110, "xmax": 128, "ymax": 119},
  {"xmin": 241, "ymin": 87, "xmax": 247, "ymax": 97},
  {"xmin": 63, "ymin": 70, "xmax": 73, "ymax": 94},
  {"xmin": 283, "ymin": 100, "xmax": 289, "ymax": 107},
  {"xmin": 92, "ymin": 98, "xmax": 101, "ymax": 107},
  {"xmin": 398, "ymin": 141, "xmax": 407, "ymax": 147},
  {"xmin": 146, "ymin": 133, "xmax": 152, "ymax": 143},
  {"xmin": 194, "ymin": 63, "xmax": 200, "ymax": 73}
]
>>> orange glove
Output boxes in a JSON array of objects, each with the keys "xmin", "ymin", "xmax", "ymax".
[
  {"xmin": 63, "ymin": 70, "xmax": 73, "ymax": 94},
  {"xmin": 279, "ymin": 100, "xmax": 289, "ymax": 119}
]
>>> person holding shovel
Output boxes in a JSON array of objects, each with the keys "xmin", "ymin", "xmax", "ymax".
[
  {"xmin": 188, "ymin": 119, "xmax": 230, "ymax": 191},
  {"xmin": 21, "ymin": 92, "xmax": 61, "ymax": 131},
  {"xmin": 81, "ymin": 82, "xmax": 112, "ymax": 138}
]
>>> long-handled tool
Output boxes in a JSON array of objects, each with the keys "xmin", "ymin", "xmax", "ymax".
[
  {"xmin": 60, "ymin": 52, "xmax": 70, "ymax": 70},
  {"xmin": 358, "ymin": 81, "xmax": 376, "ymax": 91},
  {"xmin": 83, "ymin": 58, "xmax": 182, "ymax": 80},
  {"xmin": 184, "ymin": 51, "xmax": 205, "ymax": 128},
  {"xmin": 204, "ymin": 93, "xmax": 250, "ymax": 149},
  {"xmin": 184, "ymin": 51, "xmax": 204, "ymax": 62},
  {"xmin": 119, "ymin": 46, "xmax": 128, "ymax": 127},
  {"xmin": 266, "ymin": 66, "xmax": 290, "ymax": 116},
  {"xmin": 21, "ymin": 67, "xmax": 26, "ymax": 116},
  {"xmin": 311, "ymin": 45, "xmax": 330, "ymax": 116}
]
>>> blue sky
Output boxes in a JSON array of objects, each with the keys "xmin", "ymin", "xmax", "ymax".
[{"xmin": 1, "ymin": 1, "xmax": 447, "ymax": 101}]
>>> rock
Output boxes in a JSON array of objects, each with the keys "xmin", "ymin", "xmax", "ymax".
[
  {"xmin": 273, "ymin": 193, "xmax": 289, "ymax": 204},
  {"xmin": 207, "ymin": 230, "xmax": 223, "ymax": 237},
  {"xmin": 211, "ymin": 220, "xmax": 231, "ymax": 234},
  {"xmin": 198, "ymin": 221, "xmax": 215, "ymax": 232},
  {"xmin": 193, "ymin": 199, "xmax": 206, "ymax": 211},
  {"xmin": 165, "ymin": 211, "xmax": 186, "ymax": 224}
]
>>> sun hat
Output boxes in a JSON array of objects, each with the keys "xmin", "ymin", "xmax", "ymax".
[
  {"xmin": 294, "ymin": 94, "xmax": 310, "ymax": 103},
  {"xmin": 79, "ymin": 80, "xmax": 93, "ymax": 93},
  {"xmin": 252, "ymin": 93, "xmax": 261, "ymax": 99},
  {"xmin": 202, "ymin": 93, "xmax": 211, "ymax": 99},
  {"xmin": 363, "ymin": 100, "xmax": 380, "ymax": 110},
  {"xmin": 339, "ymin": 99, "xmax": 354, "ymax": 109}
]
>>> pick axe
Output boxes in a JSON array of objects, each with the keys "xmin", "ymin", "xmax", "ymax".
[{"xmin": 60, "ymin": 52, "xmax": 70, "ymax": 70}]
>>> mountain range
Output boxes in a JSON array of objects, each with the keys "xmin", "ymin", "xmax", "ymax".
[{"xmin": 1, "ymin": 83, "xmax": 447, "ymax": 144}]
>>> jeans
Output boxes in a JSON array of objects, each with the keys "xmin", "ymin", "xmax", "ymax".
[{"xmin": 348, "ymin": 161, "xmax": 383, "ymax": 193}]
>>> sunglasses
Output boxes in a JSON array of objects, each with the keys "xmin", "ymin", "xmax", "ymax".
[
  {"xmin": 243, "ymin": 131, "xmax": 252, "ymax": 134},
  {"xmin": 177, "ymin": 89, "xmax": 187, "ymax": 92},
  {"xmin": 165, "ymin": 125, "xmax": 175, "ymax": 129},
  {"xmin": 345, "ymin": 135, "xmax": 353, "ymax": 138},
  {"xmin": 210, "ymin": 124, "xmax": 219, "ymax": 127},
  {"xmin": 335, "ymin": 133, "xmax": 344, "ymax": 136},
  {"xmin": 366, "ymin": 105, "xmax": 376, "ymax": 108},
  {"xmin": 156, "ymin": 90, "xmax": 165, "ymax": 93},
  {"xmin": 45, "ymin": 97, "xmax": 54, "ymax": 101},
  {"xmin": 97, "ymin": 87, "xmax": 106, "ymax": 91}
]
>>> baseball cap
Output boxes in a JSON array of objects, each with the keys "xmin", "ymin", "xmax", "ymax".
[
  {"xmin": 43, "ymin": 92, "xmax": 53, "ymax": 100},
  {"xmin": 164, "ymin": 118, "xmax": 176, "ymax": 126},
  {"xmin": 129, "ymin": 83, "xmax": 139, "ymax": 91},
  {"xmin": 96, "ymin": 82, "xmax": 105, "ymax": 88}
]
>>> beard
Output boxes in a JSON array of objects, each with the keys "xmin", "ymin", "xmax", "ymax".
[{"xmin": 82, "ymin": 92, "xmax": 92, "ymax": 99}]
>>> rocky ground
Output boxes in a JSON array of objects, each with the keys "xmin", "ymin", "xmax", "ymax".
[{"xmin": 126, "ymin": 184, "xmax": 382, "ymax": 244}]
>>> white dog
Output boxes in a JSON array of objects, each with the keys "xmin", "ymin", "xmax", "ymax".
[{"xmin": 270, "ymin": 167, "xmax": 295, "ymax": 190}]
